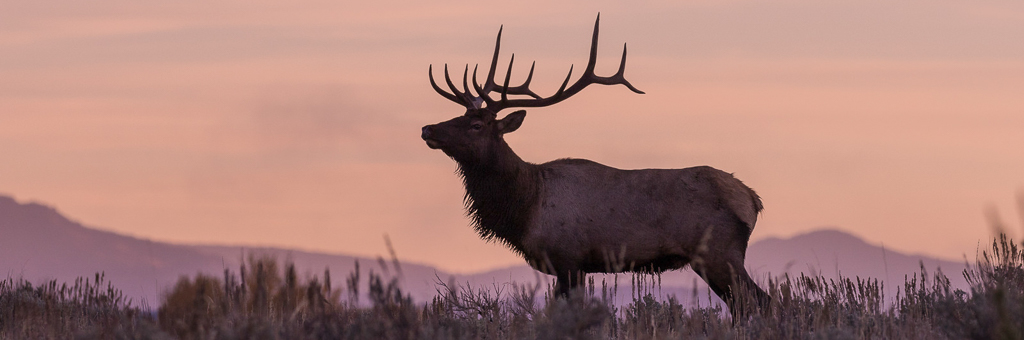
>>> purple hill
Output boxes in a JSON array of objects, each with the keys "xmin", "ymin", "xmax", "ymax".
[{"xmin": 1, "ymin": 194, "xmax": 972, "ymax": 307}]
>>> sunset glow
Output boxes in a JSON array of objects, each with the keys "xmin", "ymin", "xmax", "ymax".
[{"xmin": 3, "ymin": 0, "xmax": 1023, "ymax": 273}]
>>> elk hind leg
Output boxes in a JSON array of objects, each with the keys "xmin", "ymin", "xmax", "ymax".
[{"xmin": 694, "ymin": 259, "xmax": 770, "ymax": 320}]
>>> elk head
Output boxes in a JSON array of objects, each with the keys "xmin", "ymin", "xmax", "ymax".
[{"xmin": 421, "ymin": 14, "xmax": 644, "ymax": 165}]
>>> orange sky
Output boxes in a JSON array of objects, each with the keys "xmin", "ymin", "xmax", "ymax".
[{"xmin": 2, "ymin": 0, "xmax": 1023, "ymax": 273}]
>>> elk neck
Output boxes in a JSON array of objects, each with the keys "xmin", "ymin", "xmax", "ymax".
[{"xmin": 455, "ymin": 141, "xmax": 540, "ymax": 255}]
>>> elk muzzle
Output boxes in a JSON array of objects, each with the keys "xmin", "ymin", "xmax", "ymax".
[{"xmin": 421, "ymin": 125, "xmax": 441, "ymax": 149}]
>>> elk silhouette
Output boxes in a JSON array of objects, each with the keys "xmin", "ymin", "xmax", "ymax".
[{"xmin": 421, "ymin": 15, "xmax": 769, "ymax": 315}]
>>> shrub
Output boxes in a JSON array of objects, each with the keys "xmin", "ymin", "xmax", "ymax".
[
  {"xmin": 5, "ymin": 235, "xmax": 1024, "ymax": 339},
  {"xmin": 0, "ymin": 272, "xmax": 165, "ymax": 339}
]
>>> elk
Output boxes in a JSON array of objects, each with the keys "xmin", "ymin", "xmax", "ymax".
[{"xmin": 421, "ymin": 15, "xmax": 769, "ymax": 314}]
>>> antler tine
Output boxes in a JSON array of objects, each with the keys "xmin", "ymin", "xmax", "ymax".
[
  {"xmin": 471, "ymin": 65, "xmax": 484, "ymax": 97},
  {"xmin": 583, "ymin": 13, "xmax": 601, "ymax": 76},
  {"xmin": 501, "ymin": 61, "xmax": 542, "ymax": 99},
  {"xmin": 476, "ymin": 60, "xmax": 542, "ymax": 101},
  {"xmin": 474, "ymin": 29, "xmax": 541, "ymax": 105},
  {"xmin": 555, "ymin": 65, "xmax": 574, "ymax": 97},
  {"xmin": 615, "ymin": 43, "xmax": 645, "ymax": 94},
  {"xmin": 429, "ymin": 64, "xmax": 463, "ymax": 105},
  {"xmin": 501, "ymin": 54, "xmax": 514, "ymax": 103},
  {"xmin": 461, "ymin": 64, "xmax": 474, "ymax": 104},
  {"xmin": 569, "ymin": 13, "xmax": 614, "ymax": 90},
  {"xmin": 483, "ymin": 26, "xmax": 503, "ymax": 94},
  {"xmin": 442, "ymin": 64, "xmax": 469, "ymax": 104},
  {"xmin": 472, "ymin": 64, "xmax": 497, "ymax": 108}
]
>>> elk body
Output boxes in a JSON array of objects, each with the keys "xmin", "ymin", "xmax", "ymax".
[{"xmin": 421, "ymin": 16, "xmax": 769, "ymax": 313}]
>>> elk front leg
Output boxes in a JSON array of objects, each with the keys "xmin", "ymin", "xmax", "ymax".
[{"xmin": 554, "ymin": 269, "xmax": 585, "ymax": 297}]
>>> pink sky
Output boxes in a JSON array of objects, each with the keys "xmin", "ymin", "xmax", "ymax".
[{"xmin": 2, "ymin": 0, "xmax": 1023, "ymax": 273}]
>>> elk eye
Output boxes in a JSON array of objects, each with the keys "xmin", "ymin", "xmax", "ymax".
[{"xmin": 471, "ymin": 123, "xmax": 483, "ymax": 130}]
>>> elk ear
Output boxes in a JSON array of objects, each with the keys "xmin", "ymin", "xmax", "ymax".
[{"xmin": 497, "ymin": 110, "xmax": 526, "ymax": 134}]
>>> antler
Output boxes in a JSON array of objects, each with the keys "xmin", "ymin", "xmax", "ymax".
[
  {"xmin": 428, "ymin": 64, "xmax": 475, "ymax": 107},
  {"xmin": 428, "ymin": 14, "xmax": 644, "ymax": 114}
]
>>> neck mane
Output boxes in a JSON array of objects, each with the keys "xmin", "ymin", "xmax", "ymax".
[{"xmin": 456, "ymin": 144, "xmax": 539, "ymax": 255}]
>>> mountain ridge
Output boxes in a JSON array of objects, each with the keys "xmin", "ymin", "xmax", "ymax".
[{"xmin": 1, "ymin": 194, "xmax": 971, "ymax": 307}]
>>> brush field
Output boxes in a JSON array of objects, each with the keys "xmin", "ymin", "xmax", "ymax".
[{"xmin": 2, "ymin": 235, "xmax": 1022, "ymax": 339}]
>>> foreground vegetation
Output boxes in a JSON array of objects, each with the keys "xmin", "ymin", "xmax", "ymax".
[{"xmin": 2, "ymin": 235, "xmax": 1022, "ymax": 339}]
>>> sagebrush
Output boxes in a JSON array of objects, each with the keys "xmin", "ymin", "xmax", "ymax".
[{"xmin": 3, "ymin": 235, "xmax": 1022, "ymax": 339}]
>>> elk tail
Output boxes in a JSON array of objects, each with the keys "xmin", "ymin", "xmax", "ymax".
[{"xmin": 714, "ymin": 171, "xmax": 762, "ymax": 232}]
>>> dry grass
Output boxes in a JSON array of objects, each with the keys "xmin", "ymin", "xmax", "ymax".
[
  {"xmin": 0, "ymin": 273, "xmax": 165, "ymax": 339},
  {"xmin": 3, "ymin": 235, "xmax": 1023, "ymax": 339}
]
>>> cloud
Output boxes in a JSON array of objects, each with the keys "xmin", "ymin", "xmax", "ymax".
[{"xmin": 248, "ymin": 85, "xmax": 377, "ymax": 153}]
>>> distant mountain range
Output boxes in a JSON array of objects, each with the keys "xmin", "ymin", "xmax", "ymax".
[{"xmin": 0, "ymin": 194, "xmax": 971, "ymax": 307}]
